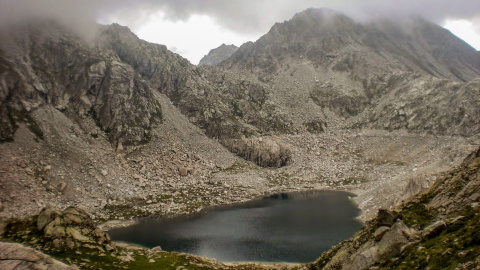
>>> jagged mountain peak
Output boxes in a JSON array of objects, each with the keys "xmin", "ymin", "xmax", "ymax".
[
  {"xmin": 199, "ymin": 43, "xmax": 239, "ymax": 66},
  {"xmin": 217, "ymin": 9, "xmax": 479, "ymax": 137},
  {"xmin": 222, "ymin": 9, "xmax": 479, "ymax": 82},
  {"xmin": 289, "ymin": 8, "xmax": 355, "ymax": 27}
]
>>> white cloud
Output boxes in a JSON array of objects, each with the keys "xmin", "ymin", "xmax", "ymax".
[
  {"xmin": 443, "ymin": 19, "xmax": 480, "ymax": 50},
  {"xmin": 131, "ymin": 12, "xmax": 260, "ymax": 64}
]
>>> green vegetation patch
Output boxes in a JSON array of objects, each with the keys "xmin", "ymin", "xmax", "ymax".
[
  {"xmin": 400, "ymin": 200, "xmax": 437, "ymax": 229},
  {"xmin": 379, "ymin": 207, "xmax": 480, "ymax": 270}
]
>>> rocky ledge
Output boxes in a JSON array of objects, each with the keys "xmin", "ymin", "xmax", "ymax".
[{"xmin": 0, "ymin": 241, "xmax": 77, "ymax": 270}]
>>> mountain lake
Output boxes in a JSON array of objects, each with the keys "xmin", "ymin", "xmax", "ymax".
[{"xmin": 108, "ymin": 190, "xmax": 362, "ymax": 263}]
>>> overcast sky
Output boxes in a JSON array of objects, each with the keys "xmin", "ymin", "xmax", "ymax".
[{"xmin": 1, "ymin": 0, "xmax": 479, "ymax": 64}]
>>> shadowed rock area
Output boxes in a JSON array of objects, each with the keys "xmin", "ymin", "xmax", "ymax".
[{"xmin": 224, "ymin": 136, "xmax": 293, "ymax": 167}]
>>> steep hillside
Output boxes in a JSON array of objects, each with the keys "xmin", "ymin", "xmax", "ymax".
[
  {"xmin": 306, "ymin": 146, "xmax": 480, "ymax": 269},
  {"xmin": 0, "ymin": 21, "xmax": 293, "ymax": 166},
  {"xmin": 0, "ymin": 22, "xmax": 163, "ymax": 145},
  {"xmin": 0, "ymin": 20, "xmax": 247, "ymax": 220},
  {"xmin": 199, "ymin": 43, "xmax": 238, "ymax": 66}
]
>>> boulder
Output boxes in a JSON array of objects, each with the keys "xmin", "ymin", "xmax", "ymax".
[
  {"xmin": 376, "ymin": 209, "xmax": 397, "ymax": 227},
  {"xmin": 373, "ymin": 226, "xmax": 390, "ymax": 241},
  {"xmin": 422, "ymin": 220, "xmax": 447, "ymax": 239},
  {"xmin": 63, "ymin": 207, "xmax": 92, "ymax": 225},
  {"xmin": 346, "ymin": 246, "xmax": 378, "ymax": 270},
  {"xmin": 57, "ymin": 182, "xmax": 67, "ymax": 192},
  {"xmin": 37, "ymin": 208, "xmax": 61, "ymax": 231},
  {"xmin": 116, "ymin": 141, "xmax": 124, "ymax": 153},
  {"xmin": 66, "ymin": 228, "xmax": 91, "ymax": 243},
  {"xmin": 178, "ymin": 167, "xmax": 188, "ymax": 176},
  {"xmin": 376, "ymin": 219, "xmax": 410, "ymax": 261}
]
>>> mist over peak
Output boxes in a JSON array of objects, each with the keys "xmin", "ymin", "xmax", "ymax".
[
  {"xmin": 1, "ymin": 0, "xmax": 479, "ymax": 63},
  {"xmin": 1, "ymin": 0, "xmax": 479, "ymax": 35}
]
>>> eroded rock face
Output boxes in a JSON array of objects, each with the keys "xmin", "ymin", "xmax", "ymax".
[
  {"xmin": 225, "ymin": 136, "xmax": 293, "ymax": 167},
  {"xmin": 0, "ymin": 22, "xmax": 162, "ymax": 145}
]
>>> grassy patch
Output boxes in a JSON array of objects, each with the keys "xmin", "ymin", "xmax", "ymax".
[
  {"xmin": 400, "ymin": 201, "xmax": 437, "ymax": 229},
  {"xmin": 379, "ymin": 207, "xmax": 480, "ymax": 269},
  {"xmin": 217, "ymin": 161, "xmax": 251, "ymax": 173}
]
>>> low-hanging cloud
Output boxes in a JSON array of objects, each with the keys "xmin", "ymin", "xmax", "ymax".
[
  {"xmin": 2, "ymin": 0, "xmax": 479, "ymax": 34},
  {"xmin": 1, "ymin": 0, "xmax": 479, "ymax": 61}
]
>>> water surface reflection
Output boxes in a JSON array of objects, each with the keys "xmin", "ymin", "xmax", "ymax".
[{"xmin": 108, "ymin": 190, "xmax": 362, "ymax": 262}]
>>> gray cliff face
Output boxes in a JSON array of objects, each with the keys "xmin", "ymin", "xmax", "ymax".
[
  {"xmin": 0, "ymin": 20, "xmax": 292, "ymax": 167},
  {"xmin": 0, "ymin": 22, "xmax": 162, "ymax": 145},
  {"xmin": 199, "ymin": 44, "xmax": 239, "ymax": 66}
]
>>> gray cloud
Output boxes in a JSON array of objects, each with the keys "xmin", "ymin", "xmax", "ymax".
[
  {"xmin": 1, "ymin": 0, "xmax": 479, "ymax": 43},
  {"xmin": 2, "ymin": 0, "xmax": 479, "ymax": 30},
  {"xmin": 105, "ymin": 0, "xmax": 480, "ymax": 36}
]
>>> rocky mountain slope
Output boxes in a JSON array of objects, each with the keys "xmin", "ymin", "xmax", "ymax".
[
  {"xmin": 199, "ymin": 43, "xmax": 238, "ymax": 66},
  {"xmin": 0, "ymin": 22, "xmax": 163, "ymax": 146},
  {"xmin": 306, "ymin": 146, "xmax": 480, "ymax": 270},
  {"xmin": 220, "ymin": 8, "xmax": 480, "ymax": 136}
]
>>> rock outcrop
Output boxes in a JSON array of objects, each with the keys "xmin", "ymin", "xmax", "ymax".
[
  {"xmin": 35, "ymin": 207, "xmax": 112, "ymax": 250},
  {"xmin": 3, "ymin": 206, "xmax": 113, "ymax": 253},
  {"xmin": 0, "ymin": 242, "xmax": 78, "ymax": 270},
  {"xmin": 224, "ymin": 136, "xmax": 292, "ymax": 167}
]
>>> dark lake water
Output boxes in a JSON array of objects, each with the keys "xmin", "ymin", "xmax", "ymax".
[{"xmin": 108, "ymin": 190, "xmax": 362, "ymax": 263}]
